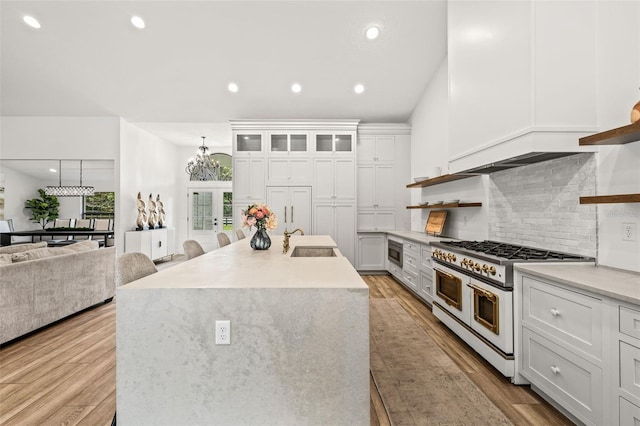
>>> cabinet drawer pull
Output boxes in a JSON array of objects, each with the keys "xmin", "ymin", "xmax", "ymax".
[
  {"xmin": 550, "ymin": 365, "xmax": 560, "ymax": 375},
  {"xmin": 550, "ymin": 308, "xmax": 560, "ymax": 317}
]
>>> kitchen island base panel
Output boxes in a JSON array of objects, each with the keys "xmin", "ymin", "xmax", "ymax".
[{"xmin": 116, "ymin": 287, "xmax": 370, "ymax": 425}]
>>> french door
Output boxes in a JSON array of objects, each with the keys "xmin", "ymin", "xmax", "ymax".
[{"xmin": 188, "ymin": 187, "xmax": 233, "ymax": 252}]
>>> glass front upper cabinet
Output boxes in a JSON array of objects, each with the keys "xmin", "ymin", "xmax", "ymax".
[
  {"xmin": 235, "ymin": 133, "xmax": 262, "ymax": 154},
  {"xmin": 268, "ymin": 133, "xmax": 308, "ymax": 154},
  {"xmin": 314, "ymin": 133, "xmax": 353, "ymax": 154}
]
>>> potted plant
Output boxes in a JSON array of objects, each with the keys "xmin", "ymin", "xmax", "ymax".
[{"xmin": 25, "ymin": 189, "xmax": 60, "ymax": 229}]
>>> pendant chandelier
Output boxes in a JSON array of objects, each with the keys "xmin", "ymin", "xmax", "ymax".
[
  {"xmin": 45, "ymin": 160, "xmax": 95, "ymax": 197},
  {"xmin": 185, "ymin": 136, "xmax": 220, "ymax": 181}
]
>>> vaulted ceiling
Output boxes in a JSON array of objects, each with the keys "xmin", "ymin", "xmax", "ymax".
[{"xmin": 1, "ymin": 1, "xmax": 447, "ymax": 144}]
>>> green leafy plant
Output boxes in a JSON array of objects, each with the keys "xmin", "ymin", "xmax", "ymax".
[{"xmin": 25, "ymin": 189, "xmax": 60, "ymax": 229}]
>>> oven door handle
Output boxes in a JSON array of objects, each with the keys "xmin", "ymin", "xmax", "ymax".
[
  {"xmin": 434, "ymin": 268, "xmax": 455, "ymax": 280},
  {"xmin": 467, "ymin": 283, "xmax": 497, "ymax": 301}
]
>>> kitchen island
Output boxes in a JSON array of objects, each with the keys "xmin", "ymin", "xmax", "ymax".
[{"xmin": 116, "ymin": 235, "xmax": 369, "ymax": 425}]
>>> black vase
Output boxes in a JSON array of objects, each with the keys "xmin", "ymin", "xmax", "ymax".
[{"xmin": 250, "ymin": 228, "xmax": 271, "ymax": 250}]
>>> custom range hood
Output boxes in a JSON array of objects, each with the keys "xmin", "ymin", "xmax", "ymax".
[{"xmin": 459, "ymin": 152, "xmax": 578, "ymax": 174}]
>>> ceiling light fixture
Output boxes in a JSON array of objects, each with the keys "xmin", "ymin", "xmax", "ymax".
[
  {"xmin": 45, "ymin": 160, "xmax": 95, "ymax": 197},
  {"xmin": 228, "ymin": 82, "xmax": 239, "ymax": 93},
  {"xmin": 23, "ymin": 16, "xmax": 41, "ymax": 29},
  {"xmin": 365, "ymin": 26, "xmax": 379, "ymax": 40},
  {"xmin": 354, "ymin": 84, "xmax": 365, "ymax": 94},
  {"xmin": 131, "ymin": 16, "xmax": 145, "ymax": 29},
  {"xmin": 185, "ymin": 136, "xmax": 221, "ymax": 181},
  {"xmin": 291, "ymin": 83, "xmax": 302, "ymax": 93}
]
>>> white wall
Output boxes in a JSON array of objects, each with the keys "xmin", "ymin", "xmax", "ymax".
[
  {"xmin": 119, "ymin": 120, "xmax": 181, "ymax": 255},
  {"xmin": 408, "ymin": 58, "xmax": 489, "ymax": 240},
  {"xmin": 592, "ymin": 0, "xmax": 640, "ymax": 271},
  {"xmin": 0, "ymin": 117, "xmax": 119, "ymax": 160},
  {"xmin": 408, "ymin": 2, "xmax": 639, "ymax": 272}
]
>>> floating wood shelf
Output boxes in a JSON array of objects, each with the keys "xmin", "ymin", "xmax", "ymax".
[
  {"xmin": 406, "ymin": 173, "xmax": 475, "ymax": 189},
  {"xmin": 579, "ymin": 121, "xmax": 640, "ymax": 146},
  {"xmin": 406, "ymin": 202, "xmax": 482, "ymax": 209},
  {"xmin": 579, "ymin": 194, "xmax": 640, "ymax": 204}
]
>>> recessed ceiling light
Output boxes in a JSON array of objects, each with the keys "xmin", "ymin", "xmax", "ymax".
[
  {"xmin": 291, "ymin": 83, "xmax": 302, "ymax": 94},
  {"xmin": 228, "ymin": 82, "xmax": 239, "ymax": 93},
  {"xmin": 131, "ymin": 16, "xmax": 145, "ymax": 29},
  {"xmin": 23, "ymin": 16, "xmax": 41, "ymax": 29},
  {"xmin": 365, "ymin": 26, "xmax": 379, "ymax": 40},
  {"xmin": 49, "ymin": 168, "xmax": 56, "ymax": 173},
  {"xmin": 354, "ymin": 84, "xmax": 365, "ymax": 94}
]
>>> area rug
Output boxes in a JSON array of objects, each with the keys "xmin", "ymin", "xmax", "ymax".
[{"xmin": 370, "ymin": 298, "xmax": 513, "ymax": 425}]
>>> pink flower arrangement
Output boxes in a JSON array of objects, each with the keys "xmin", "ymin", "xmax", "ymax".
[{"xmin": 241, "ymin": 203, "xmax": 277, "ymax": 231}]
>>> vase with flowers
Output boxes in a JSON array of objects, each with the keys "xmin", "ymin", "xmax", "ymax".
[{"xmin": 241, "ymin": 203, "xmax": 278, "ymax": 250}]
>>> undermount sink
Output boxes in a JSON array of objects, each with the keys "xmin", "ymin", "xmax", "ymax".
[{"xmin": 290, "ymin": 247, "xmax": 337, "ymax": 257}]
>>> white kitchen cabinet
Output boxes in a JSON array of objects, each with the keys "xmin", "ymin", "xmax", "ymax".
[
  {"xmin": 517, "ymin": 273, "xmax": 606, "ymax": 425},
  {"xmin": 357, "ymin": 135, "xmax": 395, "ymax": 163},
  {"xmin": 447, "ymin": 1, "xmax": 597, "ymax": 173},
  {"xmin": 267, "ymin": 157, "xmax": 311, "ymax": 185},
  {"xmin": 233, "ymin": 132, "xmax": 264, "ymax": 157},
  {"xmin": 266, "ymin": 186, "xmax": 311, "ymax": 236},
  {"xmin": 417, "ymin": 244, "xmax": 433, "ymax": 305},
  {"xmin": 614, "ymin": 303, "xmax": 640, "ymax": 426},
  {"xmin": 401, "ymin": 240, "xmax": 419, "ymax": 292},
  {"xmin": 313, "ymin": 202, "xmax": 355, "ymax": 266},
  {"xmin": 387, "ymin": 258, "xmax": 403, "ymax": 283},
  {"xmin": 234, "ymin": 157, "xmax": 265, "ymax": 202},
  {"xmin": 357, "ymin": 164, "xmax": 394, "ymax": 209},
  {"xmin": 356, "ymin": 210, "xmax": 395, "ymax": 231},
  {"xmin": 313, "ymin": 158, "xmax": 355, "ymax": 201},
  {"xmin": 312, "ymin": 132, "xmax": 355, "ymax": 155},
  {"xmin": 521, "ymin": 327, "xmax": 603, "ymax": 425},
  {"xmin": 356, "ymin": 125, "xmax": 411, "ymax": 233},
  {"xmin": 418, "ymin": 269, "xmax": 433, "ymax": 305},
  {"xmin": 267, "ymin": 132, "xmax": 309, "ymax": 155},
  {"xmin": 356, "ymin": 233, "xmax": 385, "ymax": 271},
  {"xmin": 125, "ymin": 228, "xmax": 175, "ymax": 261}
]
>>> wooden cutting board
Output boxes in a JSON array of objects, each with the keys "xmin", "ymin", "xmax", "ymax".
[{"xmin": 425, "ymin": 210, "xmax": 447, "ymax": 235}]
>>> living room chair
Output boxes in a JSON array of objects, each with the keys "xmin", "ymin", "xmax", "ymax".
[
  {"xmin": 115, "ymin": 252, "xmax": 158, "ymax": 287},
  {"xmin": 217, "ymin": 233, "xmax": 231, "ymax": 248},
  {"xmin": 235, "ymin": 229, "xmax": 246, "ymax": 240},
  {"xmin": 183, "ymin": 240, "xmax": 205, "ymax": 260}
]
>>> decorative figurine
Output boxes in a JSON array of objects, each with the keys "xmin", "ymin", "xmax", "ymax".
[
  {"xmin": 147, "ymin": 193, "xmax": 158, "ymax": 229},
  {"xmin": 136, "ymin": 192, "xmax": 147, "ymax": 231},
  {"xmin": 156, "ymin": 194, "xmax": 166, "ymax": 228}
]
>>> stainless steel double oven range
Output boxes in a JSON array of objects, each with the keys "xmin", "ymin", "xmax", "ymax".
[{"xmin": 430, "ymin": 240, "xmax": 594, "ymax": 381}]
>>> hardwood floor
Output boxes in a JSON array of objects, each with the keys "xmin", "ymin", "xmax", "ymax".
[{"xmin": 0, "ymin": 273, "xmax": 570, "ymax": 425}]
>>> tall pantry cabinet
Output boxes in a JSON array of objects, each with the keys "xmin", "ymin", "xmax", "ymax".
[
  {"xmin": 230, "ymin": 120, "xmax": 359, "ymax": 265},
  {"xmin": 355, "ymin": 124, "xmax": 411, "ymax": 271}
]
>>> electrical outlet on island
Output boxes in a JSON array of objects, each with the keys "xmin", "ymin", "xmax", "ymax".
[{"xmin": 215, "ymin": 320, "xmax": 231, "ymax": 345}]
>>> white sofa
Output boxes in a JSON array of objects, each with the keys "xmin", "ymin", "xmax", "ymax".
[{"xmin": 0, "ymin": 241, "xmax": 116, "ymax": 345}]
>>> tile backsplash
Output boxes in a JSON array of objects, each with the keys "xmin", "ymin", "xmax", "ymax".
[{"xmin": 488, "ymin": 153, "xmax": 597, "ymax": 257}]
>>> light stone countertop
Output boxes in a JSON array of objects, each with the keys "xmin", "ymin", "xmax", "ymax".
[
  {"xmin": 119, "ymin": 235, "xmax": 367, "ymax": 290},
  {"xmin": 515, "ymin": 263, "xmax": 640, "ymax": 305},
  {"xmin": 384, "ymin": 230, "xmax": 458, "ymax": 245}
]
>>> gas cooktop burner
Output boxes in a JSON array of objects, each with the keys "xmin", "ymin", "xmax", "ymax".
[{"xmin": 439, "ymin": 240, "xmax": 590, "ymax": 261}]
